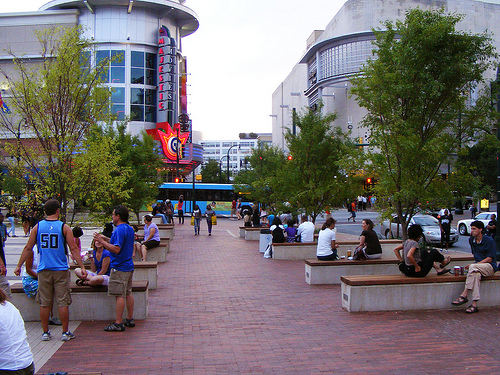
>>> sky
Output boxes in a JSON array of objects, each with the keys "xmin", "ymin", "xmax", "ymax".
[{"xmin": 2, "ymin": 0, "xmax": 346, "ymax": 140}]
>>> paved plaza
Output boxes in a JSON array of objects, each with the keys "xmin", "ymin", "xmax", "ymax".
[{"xmin": 4, "ymin": 217, "xmax": 500, "ymax": 374}]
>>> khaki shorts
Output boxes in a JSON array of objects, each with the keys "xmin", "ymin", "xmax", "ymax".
[
  {"xmin": 36, "ymin": 270, "xmax": 71, "ymax": 307},
  {"xmin": 108, "ymin": 269, "xmax": 134, "ymax": 298}
]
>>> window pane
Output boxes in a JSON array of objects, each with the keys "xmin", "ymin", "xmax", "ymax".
[
  {"xmin": 111, "ymin": 67, "xmax": 125, "ymax": 83},
  {"xmin": 131, "ymin": 68, "xmax": 144, "ymax": 84},
  {"xmin": 112, "ymin": 104, "xmax": 125, "ymax": 121},
  {"xmin": 131, "ymin": 51, "xmax": 144, "ymax": 68},
  {"xmin": 146, "ymin": 53, "xmax": 156, "ymax": 69},
  {"xmin": 99, "ymin": 68, "xmax": 109, "ymax": 83},
  {"xmin": 145, "ymin": 106, "xmax": 156, "ymax": 122},
  {"xmin": 111, "ymin": 50, "xmax": 125, "ymax": 66},
  {"xmin": 131, "ymin": 88, "xmax": 144, "ymax": 104},
  {"xmin": 146, "ymin": 69, "xmax": 156, "ymax": 86},
  {"xmin": 145, "ymin": 89, "xmax": 155, "ymax": 105},
  {"xmin": 111, "ymin": 87, "xmax": 125, "ymax": 104},
  {"xmin": 131, "ymin": 105, "xmax": 144, "ymax": 121}
]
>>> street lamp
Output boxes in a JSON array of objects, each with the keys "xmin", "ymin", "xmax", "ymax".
[
  {"xmin": 226, "ymin": 144, "xmax": 240, "ymax": 184},
  {"xmin": 219, "ymin": 155, "xmax": 228, "ymax": 184}
]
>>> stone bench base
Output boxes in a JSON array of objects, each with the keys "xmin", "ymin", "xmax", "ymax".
[
  {"xmin": 272, "ymin": 240, "xmax": 402, "ymax": 260},
  {"xmin": 132, "ymin": 240, "xmax": 169, "ymax": 263},
  {"xmin": 10, "ymin": 280, "xmax": 149, "ymax": 321},
  {"xmin": 341, "ymin": 274, "xmax": 500, "ymax": 312},
  {"xmin": 305, "ymin": 255, "xmax": 474, "ymax": 284},
  {"xmin": 245, "ymin": 227, "xmax": 262, "ymax": 241},
  {"xmin": 70, "ymin": 261, "xmax": 158, "ymax": 289}
]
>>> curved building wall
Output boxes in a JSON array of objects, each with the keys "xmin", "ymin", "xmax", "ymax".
[{"xmin": 272, "ymin": 0, "xmax": 500, "ymax": 150}]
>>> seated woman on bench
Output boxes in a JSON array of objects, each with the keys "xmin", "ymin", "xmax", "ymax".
[
  {"xmin": 137, "ymin": 214, "xmax": 161, "ymax": 261},
  {"xmin": 316, "ymin": 218, "xmax": 339, "ymax": 261},
  {"xmin": 75, "ymin": 240, "xmax": 111, "ymax": 286},
  {"xmin": 353, "ymin": 219, "xmax": 382, "ymax": 260},
  {"xmin": 394, "ymin": 224, "xmax": 451, "ymax": 277}
]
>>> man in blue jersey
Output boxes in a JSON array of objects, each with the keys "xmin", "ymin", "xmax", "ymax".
[
  {"xmin": 14, "ymin": 199, "xmax": 86, "ymax": 342},
  {"xmin": 94, "ymin": 205, "xmax": 135, "ymax": 331}
]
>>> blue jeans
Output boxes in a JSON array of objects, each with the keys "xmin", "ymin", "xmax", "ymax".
[{"xmin": 154, "ymin": 214, "xmax": 168, "ymax": 224}]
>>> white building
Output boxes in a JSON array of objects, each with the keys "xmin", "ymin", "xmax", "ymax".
[
  {"xmin": 272, "ymin": 0, "xmax": 500, "ymax": 151},
  {"xmin": 200, "ymin": 134, "xmax": 272, "ymax": 179}
]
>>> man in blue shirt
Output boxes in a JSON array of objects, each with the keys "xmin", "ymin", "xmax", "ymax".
[
  {"xmin": 14, "ymin": 199, "xmax": 86, "ymax": 341},
  {"xmin": 452, "ymin": 220, "xmax": 497, "ymax": 313},
  {"xmin": 94, "ymin": 205, "xmax": 135, "ymax": 331}
]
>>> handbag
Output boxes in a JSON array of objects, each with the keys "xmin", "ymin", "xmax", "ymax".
[
  {"xmin": 190, "ymin": 216, "xmax": 195, "ymax": 226},
  {"xmin": 211, "ymin": 215, "xmax": 217, "ymax": 225}
]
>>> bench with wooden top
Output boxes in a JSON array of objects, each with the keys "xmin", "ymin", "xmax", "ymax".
[
  {"xmin": 272, "ymin": 239, "xmax": 402, "ymax": 260},
  {"xmin": 341, "ymin": 273, "xmax": 500, "ymax": 312},
  {"xmin": 132, "ymin": 239, "xmax": 170, "ymax": 263},
  {"xmin": 244, "ymin": 227, "xmax": 264, "ymax": 241},
  {"xmin": 10, "ymin": 280, "xmax": 149, "ymax": 321},
  {"xmin": 305, "ymin": 255, "xmax": 474, "ymax": 284},
  {"xmin": 70, "ymin": 261, "xmax": 158, "ymax": 289}
]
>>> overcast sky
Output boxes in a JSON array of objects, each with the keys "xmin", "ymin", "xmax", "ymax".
[{"xmin": 3, "ymin": 0, "xmax": 346, "ymax": 139}]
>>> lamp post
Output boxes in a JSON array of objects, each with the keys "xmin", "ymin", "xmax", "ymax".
[
  {"xmin": 226, "ymin": 144, "xmax": 240, "ymax": 184},
  {"xmin": 219, "ymin": 156, "xmax": 228, "ymax": 184}
]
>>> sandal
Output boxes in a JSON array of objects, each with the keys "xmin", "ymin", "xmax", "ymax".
[
  {"xmin": 451, "ymin": 296, "xmax": 468, "ymax": 306},
  {"xmin": 437, "ymin": 268, "xmax": 451, "ymax": 275},
  {"xmin": 75, "ymin": 279, "xmax": 85, "ymax": 286},
  {"xmin": 465, "ymin": 305, "xmax": 479, "ymax": 314}
]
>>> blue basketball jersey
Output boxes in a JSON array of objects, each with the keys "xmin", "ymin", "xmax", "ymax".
[{"xmin": 36, "ymin": 220, "xmax": 69, "ymax": 272}]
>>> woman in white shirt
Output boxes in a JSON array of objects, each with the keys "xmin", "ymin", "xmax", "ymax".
[
  {"xmin": 316, "ymin": 218, "xmax": 339, "ymax": 260},
  {"xmin": 0, "ymin": 288, "xmax": 34, "ymax": 374}
]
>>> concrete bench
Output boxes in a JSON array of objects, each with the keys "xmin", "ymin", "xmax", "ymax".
[
  {"xmin": 240, "ymin": 226, "xmax": 246, "ymax": 238},
  {"xmin": 70, "ymin": 261, "xmax": 158, "ymax": 289},
  {"xmin": 245, "ymin": 227, "xmax": 263, "ymax": 241},
  {"xmin": 341, "ymin": 274, "xmax": 500, "ymax": 312},
  {"xmin": 157, "ymin": 223, "xmax": 175, "ymax": 238},
  {"xmin": 272, "ymin": 240, "xmax": 403, "ymax": 260},
  {"xmin": 10, "ymin": 280, "xmax": 149, "ymax": 321},
  {"xmin": 305, "ymin": 255, "xmax": 474, "ymax": 284},
  {"xmin": 133, "ymin": 239, "xmax": 169, "ymax": 263}
]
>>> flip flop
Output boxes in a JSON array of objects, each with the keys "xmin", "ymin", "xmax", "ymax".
[
  {"xmin": 465, "ymin": 305, "xmax": 479, "ymax": 314},
  {"xmin": 441, "ymin": 256, "xmax": 451, "ymax": 267},
  {"xmin": 452, "ymin": 296, "xmax": 468, "ymax": 306},
  {"xmin": 75, "ymin": 279, "xmax": 85, "ymax": 286},
  {"xmin": 437, "ymin": 268, "xmax": 451, "ymax": 275}
]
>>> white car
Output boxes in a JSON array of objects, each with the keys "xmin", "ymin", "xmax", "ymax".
[
  {"xmin": 379, "ymin": 214, "xmax": 459, "ymax": 245},
  {"xmin": 456, "ymin": 212, "xmax": 496, "ymax": 236}
]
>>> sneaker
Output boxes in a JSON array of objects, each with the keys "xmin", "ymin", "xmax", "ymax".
[
  {"xmin": 49, "ymin": 316, "xmax": 62, "ymax": 325},
  {"xmin": 42, "ymin": 331, "xmax": 52, "ymax": 341},
  {"xmin": 104, "ymin": 322, "xmax": 125, "ymax": 332},
  {"xmin": 62, "ymin": 331, "xmax": 75, "ymax": 341},
  {"xmin": 124, "ymin": 318, "xmax": 135, "ymax": 327}
]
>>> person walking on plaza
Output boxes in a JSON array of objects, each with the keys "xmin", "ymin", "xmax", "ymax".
[
  {"xmin": 347, "ymin": 200, "xmax": 357, "ymax": 222},
  {"xmin": 452, "ymin": 220, "xmax": 497, "ymax": 314},
  {"xmin": 0, "ymin": 288, "xmax": 35, "ymax": 374},
  {"xmin": 469, "ymin": 202, "xmax": 477, "ymax": 219},
  {"xmin": 14, "ymin": 199, "xmax": 86, "ymax": 342},
  {"xmin": 192, "ymin": 204, "xmax": 202, "ymax": 235},
  {"xmin": 177, "ymin": 195, "xmax": 184, "ymax": 224},
  {"xmin": 438, "ymin": 209, "xmax": 453, "ymax": 251},
  {"xmin": 6, "ymin": 204, "xmax": 17, "ymax": 237},
  {"xmin": 231, "ymin": 199, "xmax": 237, "ymax": 220},
  {"xmin": 204, "ymin": 204, "xmax": 216, "ymax": 236},
  {"xmin": 94, "ymin": 205, "xmax": 135, "ymax": 331}
]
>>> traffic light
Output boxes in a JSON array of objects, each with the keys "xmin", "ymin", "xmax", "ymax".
[
  {"xmin": 366, "ymin": 177, "xmax": 372, "ymax": 184},
  {"xmin": 174, "ymin": 177, "xmax": 181, "ymax": 183},
  {"xmin": 287, "ymin": 155, "xmax": 293, "ymax": 161}
]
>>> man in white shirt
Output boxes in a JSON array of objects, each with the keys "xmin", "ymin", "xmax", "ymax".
[{"xmin": 297, "ymin": 215, "xmax": 315, "ymax": 243}]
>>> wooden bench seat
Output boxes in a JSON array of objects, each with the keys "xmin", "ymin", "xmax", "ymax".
[
  {"xmin": 10, "ymin": 280, "xmax": 149, "ymax": 321},
  {"xmin": 70, "ymin": 261, "xmax": 158, "ymax": 289},
  {"xmin": 340, "ymin": 273, "xmax": 500, "ymax": 312},
  {"xmin": 272, "ymin": 240, "xmax": 402, "ymax": 260},
  {"xmin": 305, "ymin": 255, "xmax": 474, "ymax": 284}
]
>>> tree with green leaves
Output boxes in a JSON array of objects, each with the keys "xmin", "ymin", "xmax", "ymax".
[
  {"xmin": 233, "ymin": 144, "xmax": 287, "ymax": 209},
  {"xmin": 0, "ymin": 26, "xmax": 111, "ymax": 221},
  {"xmin": 201, "ymin": 159, "xmax": 227, "ymax": 183},
  {"xmin": 277, "ymin": 105, "xmax": 359, "ymax": 222},
  {"xmin": 350, "ymin": 8, "xmax": 498, "ymax": 239},
  {"xmin": 98, "ymin": 123, "xmax": 164, "ymax": 224}
]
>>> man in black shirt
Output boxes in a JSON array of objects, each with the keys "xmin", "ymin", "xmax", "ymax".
[
  {"xmin": 438, "ymin": 209, "xmax": 452, "ymax": 251},
  {"xmin": 486, "ymin": 214, "xmax": 496, "ymax": 239}
]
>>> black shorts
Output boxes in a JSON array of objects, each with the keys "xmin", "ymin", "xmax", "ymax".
[{"xmin": 143, "ymin": 239, "xmax": 160, "ymax": 249}]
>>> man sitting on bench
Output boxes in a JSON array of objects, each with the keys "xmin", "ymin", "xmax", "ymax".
[{"xmin": 452, "ymin": 220, "xmax": 497, "ymax": 314}]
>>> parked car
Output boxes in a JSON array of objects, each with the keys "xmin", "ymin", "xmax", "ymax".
[
  {"xmin": 456, "ymin": 212, "xmax": 496, "ymax": 236},
  {"xmin": 379, "ymin": 214, "xmax": 459, "ymax": 246}
]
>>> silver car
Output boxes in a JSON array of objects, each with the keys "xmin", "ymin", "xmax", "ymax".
[{"xmin": 379, "ymin": 214, "xmax": 459, "ymax": 245}]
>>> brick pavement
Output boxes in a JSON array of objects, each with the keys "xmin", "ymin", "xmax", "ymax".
[{"xmin": 37, "ymin": 219, "xmax": 500, "ymax": 375}]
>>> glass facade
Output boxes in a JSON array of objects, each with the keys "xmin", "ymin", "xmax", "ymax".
[{"xmin": 96, "ymin": 49, "xmax": 157, "ymax": 123}]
